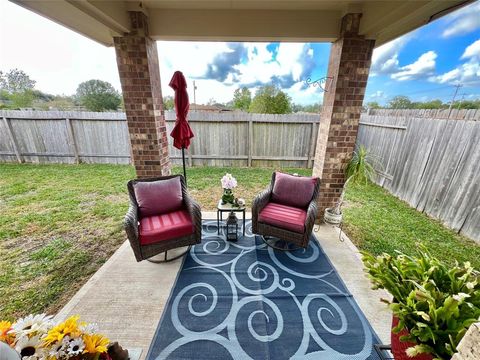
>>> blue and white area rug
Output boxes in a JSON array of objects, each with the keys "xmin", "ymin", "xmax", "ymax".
[{"xmin": 146, "ymin": 220, "xmax": 382, "ymax": 360}]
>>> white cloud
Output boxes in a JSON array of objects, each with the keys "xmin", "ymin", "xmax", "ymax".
[
  {"xmin": 0, "ymin": 1, "xmax": 120, "ymax": 95},
  {"xmin": 370, "ymin": 37, "xmax": 408, "ymax": 76},
  {"xmin": 391, "ymin": 51, "xmax": 437, "ymax": 81},
  {"xmin": 430, "ymin": 39, "xmax": 480, "ymax": 86},
  {"xmin": 441, "ymin": 1, "xmax": 480, "ymax": 38},
  {"xmin": 461, "ymin": 39, "xmax": 480, "ymax": 60},
  {"xmin": 0, "ymin": 1, "xmax": 327, "ymax": 105},
  {"xmin": 370, "ymin": 90, "xmax": 385, "ymax": 99}
]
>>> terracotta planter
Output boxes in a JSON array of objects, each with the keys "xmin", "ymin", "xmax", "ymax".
[{"xmin": 391, "ymin": 316, "xmax": 433, "ymax": 360}]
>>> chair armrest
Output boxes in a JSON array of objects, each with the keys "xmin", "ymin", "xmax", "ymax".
[
  {"xmin": 124, "ymin": 204, "xmax": 142, "ymax": 261},
  {"xmin": 305, "ymin": 199, "xmax": 319, "ymax": 235},
  {"xmin": 184, "ymin": 195, "xmax": 202, "ymax": 242},
  {"xmin": 252, "ymin": 187, "xmax": 271, "ymax": 233}
]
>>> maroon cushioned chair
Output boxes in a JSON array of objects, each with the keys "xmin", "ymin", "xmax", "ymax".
[
  {"xmin": 252, "ymin": 172, "xmax": 320, "ymax": 250},
  {"xmin": 124, "ymin": 175, "xmax": 202, "ymax": 262}
]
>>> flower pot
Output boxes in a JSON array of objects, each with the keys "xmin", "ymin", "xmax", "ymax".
[
  {"xmin": 324, "ymin": 207, "xmax": 342, "ymax": 225},
  {"xmin": 221, "ymin": 188, "xmax": 235, "ymax": 205},
  {"xmin": 391, "ymin": 316, "xmax": 433, "ymax": 360}
]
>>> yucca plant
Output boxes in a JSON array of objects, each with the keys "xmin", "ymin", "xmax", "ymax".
[
  {"xmin": 331, "ymin": 145, "xmax": 376, "ymax": 215},
  {"xmin": 362, "ymin": 247, "xmax": 480, "ymax": 359}
]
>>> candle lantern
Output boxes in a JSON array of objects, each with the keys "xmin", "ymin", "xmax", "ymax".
[{"xmin": 226, "ymin": 211, "xmax": 239, "ymax": 241}]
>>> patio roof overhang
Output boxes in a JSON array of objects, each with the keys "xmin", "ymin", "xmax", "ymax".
[{"xmin": 10, "ymin": 0, "xmax": 473, "ymax": 47}]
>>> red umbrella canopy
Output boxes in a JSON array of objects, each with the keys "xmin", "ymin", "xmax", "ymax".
[{"xmin": 169, "ymin": 71, "xmax": 194, "ymax": 150}]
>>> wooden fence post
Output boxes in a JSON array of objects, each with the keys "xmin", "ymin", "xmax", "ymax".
[
  {"xmin": 307, "ymin": 122, "xmax": 317, "ymax": 169},
  {"xmin": 2, "ymin": 117, "xmax": 23, "ymax": 163},
  {"xmin": 248, "ymin": 119, "xmax": 253, "ymax": 167},
  {"xmin": 65, "ymin": 118, "xmax": 80, "ymax": 164}
]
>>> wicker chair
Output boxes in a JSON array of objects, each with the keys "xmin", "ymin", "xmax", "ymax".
[
  {"xmin": 252, "ymin": 172, "xmax": 320, "ymax": 249},
  {"xmin": 124, "ymin": 175, "xmax": 202, "ymax": 262}
]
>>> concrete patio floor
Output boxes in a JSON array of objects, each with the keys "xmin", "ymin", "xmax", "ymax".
[{"xmin": 55, "ymin": 212, "xmax": 391, "ymax": 359}]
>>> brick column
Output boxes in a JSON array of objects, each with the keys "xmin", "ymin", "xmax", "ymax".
[
  {"xmin": 313, "ymin": 13, "xmax": 375, "ymax": 216},
  {"xmin": 114, "ymin": 12, "xmax": 170, "ymax": 178}
]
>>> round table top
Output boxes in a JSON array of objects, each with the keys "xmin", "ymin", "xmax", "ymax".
[{"xmin": 217, "ymin": 200, "xmax": 245, "ymax": 211}]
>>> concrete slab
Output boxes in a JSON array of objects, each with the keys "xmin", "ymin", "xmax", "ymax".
[{"xmin": 55, "ymin": 214, "xmax": 391, "ymax": 359}]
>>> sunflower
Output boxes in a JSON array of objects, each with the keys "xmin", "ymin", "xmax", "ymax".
[
  {"xmin": 82, "ymin": 333, "xmax": 110, "ymax": 354},
  {"xmin": 14, "ymin": 335, "xmax": 44, "ymax": 360},
  {"xmin": 43, "ymin": 316, "xmax": 81, "ymax": 347},
  {"xmin": 9, "ymin": 314, "xmax": 53, "ymax": 338},
  {"xmin": 0, "ymin": 320, "xmax": 13, "ymax": 344}
]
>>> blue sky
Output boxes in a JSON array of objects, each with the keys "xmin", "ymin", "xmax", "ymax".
[{"xmin": 0, "ymin": 1, "xmax": 479, "ymax": 106}]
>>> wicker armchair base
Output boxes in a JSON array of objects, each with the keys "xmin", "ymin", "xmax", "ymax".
[
  {"xmin": 259, "ymin": 235, "xmax": 302, "ymax": 251},
  {"xmin": 146, "ymin": 246, "xmax": 191, "ymax": 263},
  {"xmin": 256, "ymin": 222, "xmax": 309, "ymax": 248}
]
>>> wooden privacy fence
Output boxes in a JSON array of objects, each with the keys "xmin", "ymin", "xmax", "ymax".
[
  {"xmin": 357, "ymin": 109, "xmax": 480, "ymax": 242},
  {"xmin": 0, "ymin": 110, "xmax": 319, "ymax": 168}
]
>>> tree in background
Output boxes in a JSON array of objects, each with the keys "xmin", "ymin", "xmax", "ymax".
[
  {"xmin": 365, "ymin": 101, "xmax": 381, "ymax": 109},
  {"xmin": 249, "ymin": 85, "xmax": 292, "ymax": 114},
  {"xmin": 0, "ymin": 68, "xmax": 37, "ymax": 109},
  {"xmin": 0, "ymin": 69, "xmax": 36, "ymax": 93},
  {"xmin": 416, "ymin": 99, "xmax": 445, "ymax": 109},
  {"xmin": 454, "ymin": 100, "xmax": 480, "ymax": 109},
  {"xmin": 291, "ymin": 102, "xmax": 322, "ymax": 113},
  {"xmin": 75, "ymin": 79, "xmax": 121, "ymax": 111},
  {"xmin": 388, "ymin": 95, "xmax": 412, "ymax": 109},
  {"xmin": 233, "ymin": 87, "xmax": 251, "ymax": 111},
  {"xmin": 163, "ymin": 96, "xmax": 174, "ymax": 110}
]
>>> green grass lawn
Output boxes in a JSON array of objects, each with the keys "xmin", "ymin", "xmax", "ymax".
[
  {"xmin": 343, "ymin": 182, "xmax": 480, "ymax": 269},
  {"xmin": 0, "ymin": 163, "xmax": 309, "ymax": 320},
  {"xmin": 0, "ymin": 163, "xmax": 478, "ymax": 320}
]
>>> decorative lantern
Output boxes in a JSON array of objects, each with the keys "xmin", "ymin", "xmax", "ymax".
[{"xmin": 226, "ymin": 211, "xmax": 238, "ymax": 241}]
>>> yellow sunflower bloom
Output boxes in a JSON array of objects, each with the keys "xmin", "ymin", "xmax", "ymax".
[
  {"xmin": 83, "ymin": 333, "xmax": 110, "ymax": 354},
  {"xmin": 0, "ymin": 321, "xmax": 13, "ymax": 344},
  {"xmin": 43, "ymin": 315, "xmax": 81, "ymax": 346}
]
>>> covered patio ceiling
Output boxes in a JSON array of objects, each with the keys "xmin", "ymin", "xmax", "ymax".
[{"xmin": 11, "ymin": 0, "xmax": 472, "ymax": 46}]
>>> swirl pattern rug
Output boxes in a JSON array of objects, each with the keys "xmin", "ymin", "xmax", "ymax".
[{"xmin": 146, "ymin": 220, "xmax": 382, "ymax": 360}]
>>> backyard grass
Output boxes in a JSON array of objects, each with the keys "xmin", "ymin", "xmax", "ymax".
[
  {"xmin": 1, "ymin": 163, "xmax": 478, "ymax": 321},
  {"xmin": 0, "ymin": 163, "xmax": 309, "ymax": 320},
  {"xmin": 343, "ymin": 182, "xmax": 480, "ymax": 269}
]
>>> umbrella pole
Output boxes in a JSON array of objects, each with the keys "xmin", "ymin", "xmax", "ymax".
[{"xmin": 182, "ymin": 147, "xmax": 187, "ymax": 186}]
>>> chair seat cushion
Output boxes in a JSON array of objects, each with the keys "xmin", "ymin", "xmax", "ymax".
[
  {"xmin": 139, "ymin": 209, "xmax": 194, "ymax": 246},
  {"xmin": 272, "ymin": 172, "xmax": 318, "ymax": 209},
  {"xmin": 258, "ymin": 202, "xmax": 307, "ymax": 234}
]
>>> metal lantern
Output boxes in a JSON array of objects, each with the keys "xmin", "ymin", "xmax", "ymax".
[{"xmin": 226, "ymin": 211, "xmax": 238, "ymax": 241}]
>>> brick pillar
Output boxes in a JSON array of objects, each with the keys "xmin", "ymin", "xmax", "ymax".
[
  {"xmin": 313, "ymin": 13, "xmax": 375, "ymax": 216},
  {"xmin": 114, "ymin": 12, "xmax": 170, "ymax": 178}
]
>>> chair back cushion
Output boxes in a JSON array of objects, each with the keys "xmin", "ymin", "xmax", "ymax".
[
  {"xmin": 271, "ymin": 172, "xmax": 317, "ymax": 209},
  {"xmin": 133, "ymin": 177, "xmax": 183, "ymax": 217}
]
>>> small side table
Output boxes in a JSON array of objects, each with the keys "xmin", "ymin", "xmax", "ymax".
[{"xmin": 217, "ymin": 200, "xmax": 246, "ymax": 237}]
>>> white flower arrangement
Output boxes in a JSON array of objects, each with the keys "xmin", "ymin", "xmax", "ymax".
[{"xmin": 220, "ymin": 173, "xmax": 237, "ymax": 190}]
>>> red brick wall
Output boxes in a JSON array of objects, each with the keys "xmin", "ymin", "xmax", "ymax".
[
  {"xmin": 114, "ymin": 12, "xmax": 171, "ymax": 178},
  {"xmin": 313, "ymin": 13, "xmax": 375, "ymax": 216}
]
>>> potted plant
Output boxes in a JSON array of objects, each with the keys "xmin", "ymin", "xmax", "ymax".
[
  {"xmin": 220, "ymin": 173, "xmax": 237, "ymax": 205},
  {"xmin": 324, "ymin": 145, "xmax": 376, "ymax": 225},
  {"xmin": 362, "ymin": 248, "xmax": 480, "ymax": 360}
]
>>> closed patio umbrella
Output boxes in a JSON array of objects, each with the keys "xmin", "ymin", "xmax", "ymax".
[{"xmin": 169, "ymin": 71, "xmax": 194, "ymax": 184}]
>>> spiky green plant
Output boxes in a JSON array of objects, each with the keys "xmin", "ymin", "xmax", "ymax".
[
  {"xmin": 332, "ymin": 145, "xmax": 376, "ymax": 215},
  {"xmin": 362, "ymin": 247, "xmax": 480, "ymax": 359}
]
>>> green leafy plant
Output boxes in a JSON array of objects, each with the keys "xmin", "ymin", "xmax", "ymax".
[
  {"xmin": 362, "ymin": 247, "xmax": 480, "ymax": 359},
  {"xmin": 332, "ymin": 145, "xmax": 376, "ymax": 215}
]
